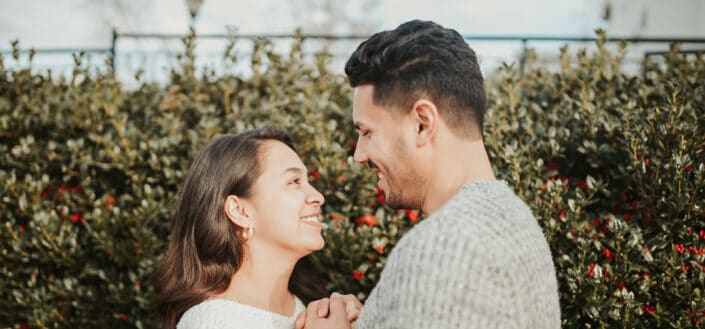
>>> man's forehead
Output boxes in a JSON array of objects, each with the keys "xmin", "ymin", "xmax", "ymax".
[
  {"xmin": 353, "ymin": 84, "xmax": 374, "ymax": 96},
  {"xmin": 352, "ymin": 109, "xmax": 373, "ymax": 130},
  {"xmin": 352, "ymin": 85, "xmax": 379, "ymax": 126}
]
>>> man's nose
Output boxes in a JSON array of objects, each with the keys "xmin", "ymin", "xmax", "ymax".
[{"xmin": 353, "ymin": 141, "xmax": 367, "ymax": 163}]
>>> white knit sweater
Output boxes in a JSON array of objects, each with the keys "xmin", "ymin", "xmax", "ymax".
[
  {"xmin": 356, "ymin": 180, "xmax": 561, "ymax": 329},
  {"xmin": 177, "ymin": 297, "xmax": 305, "ymax": 329}
]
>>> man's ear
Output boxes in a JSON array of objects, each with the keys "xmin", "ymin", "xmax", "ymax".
[
  {"xmin": 411, "ymin": 99, "xmax": 439, "ymax": 147},
  {"xmin": 224, "ymin": 195, "xmax": 251, "ymax": 228}
]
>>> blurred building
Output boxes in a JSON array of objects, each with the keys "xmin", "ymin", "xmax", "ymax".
[
  {"xmin": 602, "ymin": 0, "xmax": 705, "ymax": 37},
  {"xmin": 2, "ymin": 0, "xmax": 703, "ymax": 85}
]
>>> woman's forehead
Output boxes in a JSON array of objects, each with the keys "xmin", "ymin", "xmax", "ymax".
[{"xmin": 258, "ymin": 141, "xmax": 306, "ymax": 175}]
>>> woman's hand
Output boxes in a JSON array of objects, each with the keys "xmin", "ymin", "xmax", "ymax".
[{"xmin": 295, "ymin": 292, "xmax": 362, "ymax": 329}]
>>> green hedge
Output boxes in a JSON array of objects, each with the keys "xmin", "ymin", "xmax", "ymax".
[{"xmin": 1, "ymin": 31, "xmax": 703, "ymax": 328}]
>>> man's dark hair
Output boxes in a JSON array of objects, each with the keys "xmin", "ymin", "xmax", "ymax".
[{"xmin": 345, "ymin": 20, "xmax": 486, "ymax": 138}]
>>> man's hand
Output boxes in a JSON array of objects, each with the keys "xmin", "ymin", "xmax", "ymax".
[{"xmin": 295, "ymin": 292, "xmax": 362, "ymax": 329}]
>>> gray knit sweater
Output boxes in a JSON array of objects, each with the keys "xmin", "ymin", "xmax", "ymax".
[{"xmin": 356, "ymin": 180, "xmax": 561, "ymax": 329}]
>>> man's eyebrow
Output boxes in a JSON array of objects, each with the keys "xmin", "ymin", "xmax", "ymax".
[{"xmin": 354, "ymin": 121, "xmax": 365, "ymax": 130}]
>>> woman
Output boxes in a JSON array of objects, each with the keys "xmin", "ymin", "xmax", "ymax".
[{"xmin": 154, "ymin": 128, "xmax": 359, "ymax": 329}]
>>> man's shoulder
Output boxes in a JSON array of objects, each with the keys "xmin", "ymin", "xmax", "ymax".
[
  {"xmin": 446, "ymin": 180, "xmax": 533, "ymax": 218},
  {"xmin": 391, "ymin": 180, "xmax": 547, "ymax": 264},
  {"xmin": 406, "ymin": 183, "xmax": 530, "ymax": 237}
]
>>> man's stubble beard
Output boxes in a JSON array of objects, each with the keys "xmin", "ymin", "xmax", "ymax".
[{"xmin": 383, "ymin": 136, "xmax": 425, "ymax": 210}]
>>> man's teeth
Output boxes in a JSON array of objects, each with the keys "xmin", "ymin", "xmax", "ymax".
[{"xmin": 301, "ymin": 216, "xmax": 320, "ymax": 222}]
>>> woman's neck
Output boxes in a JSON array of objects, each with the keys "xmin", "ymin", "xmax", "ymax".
[{"xmin": 217, "ymin": 247, "xmax": 299, "ymax": 316}]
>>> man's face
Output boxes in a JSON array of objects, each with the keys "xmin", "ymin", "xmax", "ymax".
[{"xmin": 352, "ymin": 85, "xmax": 424, "ymax": 210}]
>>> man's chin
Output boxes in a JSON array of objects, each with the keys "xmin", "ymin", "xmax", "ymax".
[{"xmin": 384, "ymin": 195, "xmax": 410, "ymax": 210}]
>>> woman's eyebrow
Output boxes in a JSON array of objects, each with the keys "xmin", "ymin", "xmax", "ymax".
[{"xmin": 282, "ymin": 167, "xmax": 306, "ymax": 176}]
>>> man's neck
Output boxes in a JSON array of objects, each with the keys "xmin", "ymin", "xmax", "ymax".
[{"xmin": 421, "ymin": 139, "xmax": 496, "ymax": 215}]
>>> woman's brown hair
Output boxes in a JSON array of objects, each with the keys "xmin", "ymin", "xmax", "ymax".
[{"xmin": 153, "ymin": 127, "xmax": 327, "ymax": 329}]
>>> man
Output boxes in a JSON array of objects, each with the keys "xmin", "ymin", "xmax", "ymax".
[{"xmin": 298, "ymin": 20, "xmax": 561, "ymax": 329}]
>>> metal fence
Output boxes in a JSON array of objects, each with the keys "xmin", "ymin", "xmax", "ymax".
[{"xmin": 2, "ymin": 30, "xmax": 704, "ymax": 86}]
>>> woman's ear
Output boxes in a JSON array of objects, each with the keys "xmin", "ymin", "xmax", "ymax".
[
  {"xmin": 224, "ymin": 195, "xmax": 250, "ymax": 228},
  {"xmin": 411, "ymin": 99, "xmax": 439, "ymax": 147}
]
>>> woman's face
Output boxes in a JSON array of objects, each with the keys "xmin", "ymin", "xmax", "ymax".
[{"xmin": 243, "ymin": 140, "xmax": 325, "ymax": 256}]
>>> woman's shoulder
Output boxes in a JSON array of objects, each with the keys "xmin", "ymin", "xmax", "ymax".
[
  {"xmin": 176, "ymin": 299, "xmax": 243, "ymax": 329},
  {"xmin": 176, "ymin": 298, "xmax": 305, "ymax": 329}
]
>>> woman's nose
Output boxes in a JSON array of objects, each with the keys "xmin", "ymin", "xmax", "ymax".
[{"xmin": 307, "ymin": 186, "xmax": 325, "ymax": 206}]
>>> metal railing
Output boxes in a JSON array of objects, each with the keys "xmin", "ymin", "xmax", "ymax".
[{"xmin": 2, "ymin": 29, "xmax": 704, "ymax": 83}]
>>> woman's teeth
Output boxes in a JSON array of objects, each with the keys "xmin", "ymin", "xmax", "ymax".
[{"xmin": 301, "ymin": 216, "xmax": 320, "ymax": 222}]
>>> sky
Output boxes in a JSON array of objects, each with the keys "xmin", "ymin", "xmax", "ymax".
[{"xmin": 0, "ymin": 0, "xmax": 624, "ymax": 83}]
